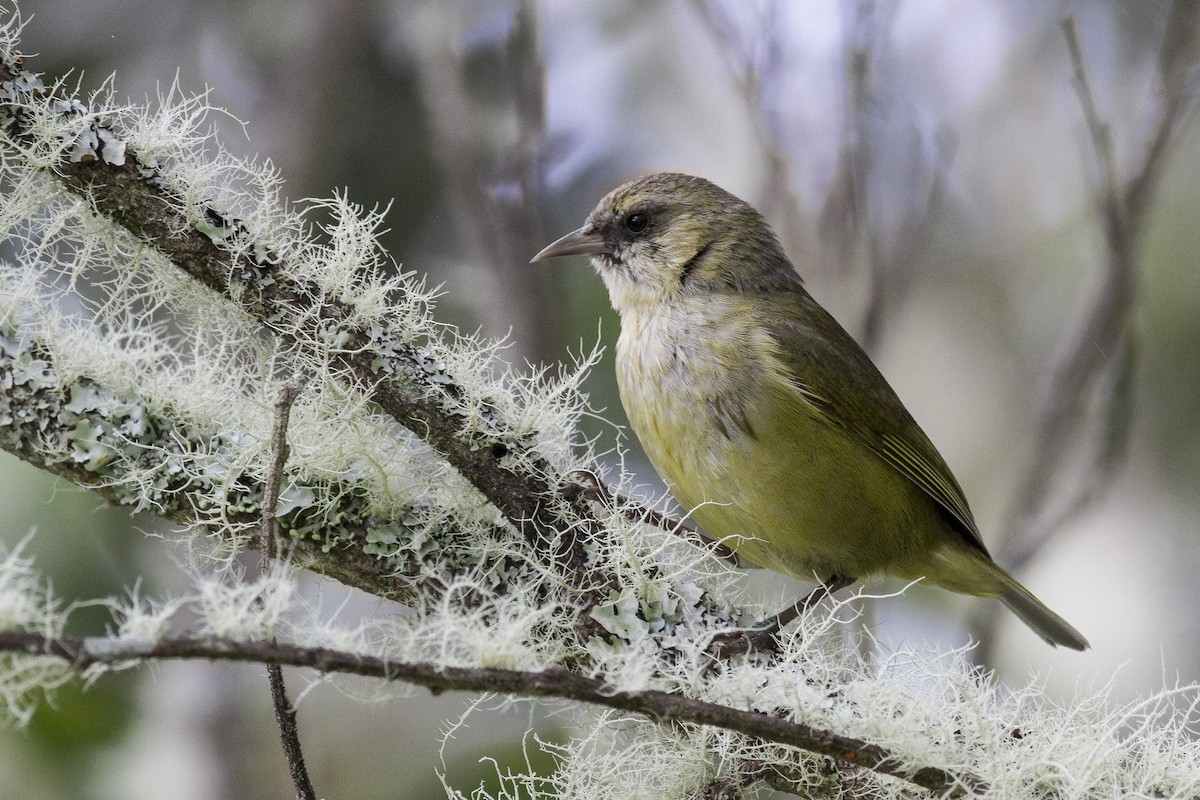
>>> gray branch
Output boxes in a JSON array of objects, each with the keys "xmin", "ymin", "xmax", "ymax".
[{"xmin": 0, "ymin": 630, "xmax": 983, "ymax": 798}]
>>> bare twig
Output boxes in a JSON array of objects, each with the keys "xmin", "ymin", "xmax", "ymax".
[
  {"xmin": 257, "ymin": 379, "xmax": 315, "ymax": 800},
  {"xmin": 1131, "ymin": 0, "xmax": 1200, "ymax": 222},
  {"xmin": 0, "ymin": 630, "xmax": 985, "ymax": 798},
  {"xmin": 259, "ymin": 380, "xmax": 304, "ymax": 567},
  {"xmin": 412, "ymin": 0, "xmax": 553, "ymax": 364},
  {"xmin": 689, "ymin": 0, "xmax": 813, "ymax": 269},
  {"xmin": 1001, "ymin": 9, "xmax": 1199, "ymax": 570},
  {"xmin": 978, "ymin": 6, "xmax": 1200, "ymax": 655}
]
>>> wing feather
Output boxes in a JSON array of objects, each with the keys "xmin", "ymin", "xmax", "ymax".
[{"xmin": 764, "ymin": 290, "xmax": 987, "ymax": 554}]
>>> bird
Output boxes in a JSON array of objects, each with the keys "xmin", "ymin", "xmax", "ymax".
[{"xmin": 532, "ymin": 171, "xmax": 1088, "ymax": 652}]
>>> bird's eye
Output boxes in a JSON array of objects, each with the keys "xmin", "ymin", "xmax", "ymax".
[{"xmin": 624, "ymin": 212, "xmax": 649, "ymax": 234}]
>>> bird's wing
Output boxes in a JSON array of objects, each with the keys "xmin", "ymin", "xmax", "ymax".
[{"xmin": 765, "ymin": 292, "xmax": 987, "ymax": 554}]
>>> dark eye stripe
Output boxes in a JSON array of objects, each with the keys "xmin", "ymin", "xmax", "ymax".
[{"xmin": 678, "ymin": 243, "xmax": 710, "ymax": 285}]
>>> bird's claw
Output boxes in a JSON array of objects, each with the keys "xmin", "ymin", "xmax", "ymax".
[{"xmin": 707, "ymin": 624, "xmax": 782, "ymax": 659}]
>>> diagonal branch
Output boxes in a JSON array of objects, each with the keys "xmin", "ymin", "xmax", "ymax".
[{"xmin": 0, "ymin": 57, "xmax": 591, "ymax": 578}]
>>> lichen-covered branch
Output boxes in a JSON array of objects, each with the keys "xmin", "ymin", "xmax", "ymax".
[
  {"xmin": 0, "ymin": 629, "xmax": 980, "ymax": 798},
  {"xmin": 0, "ymin": 325, "xmax": 465, "ymax": 598},
  {"xmin": 0, "ymin": 55, "xmax": 587, "ymax": 574}
]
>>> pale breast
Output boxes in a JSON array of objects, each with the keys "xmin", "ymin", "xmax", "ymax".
[{"xmin": 614, "ymin": 300, "xmax": 767, "ymax": 511}]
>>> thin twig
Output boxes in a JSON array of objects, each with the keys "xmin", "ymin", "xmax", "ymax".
[
  {"xmin": 979, "ymin": 6, "xmax": 1200, "ymax": 656},
  {"xmin": 258, "ymin": 379, "xmax": 315, "ymax": 800},
  {"xmin": 688, "ymin": 0, "xmax": 813, "ymax": 269},
  {"xmin": 0, "ymin": 630, "xmax": 985, "ymax": 798},
  {"xmin": 259, "ymin": 380, "xmax": 303, "ymax": 567},
  {"xmin": 1129, "ymin": 0, "xmax": 1200, "ymax": 223},
  {"xmin": 1001, "ymin": 9, "xmax": 1199, "ymax": 571},
  {"xmin": 998, "ymin": 14, "xmax": 1130, "ymax": 570}
]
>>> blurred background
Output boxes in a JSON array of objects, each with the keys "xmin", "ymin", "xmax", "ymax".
[{"xmin": 3, "ymin": 0, "xmax": 1199, "ymax": 797}]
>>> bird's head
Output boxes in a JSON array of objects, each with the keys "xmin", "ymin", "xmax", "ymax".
[{"xmin": 532, "ymin": 172, "xmax": 800, "ymax": 312}]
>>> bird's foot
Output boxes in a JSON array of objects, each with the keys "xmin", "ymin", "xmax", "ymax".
[
  {"xmin": 706, "ymin": 576, "xmax": 857, "ymax": 660},
  {"xmin": 707, "ymin": 622, "xmax": 783, "ymax": 659}
]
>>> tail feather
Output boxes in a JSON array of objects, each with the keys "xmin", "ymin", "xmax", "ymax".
[
  {"xmin": 999, "ymin": 578, "xmax": 1090, "ymax": 651},
  {"xmin": 928, "ymin": 546, "xmax": 1090, "ymax": 650}
]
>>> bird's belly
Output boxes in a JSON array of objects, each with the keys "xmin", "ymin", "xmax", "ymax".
[{"xmin": 616, "ymin": 328, "xmax": 937, "ymax": 582}]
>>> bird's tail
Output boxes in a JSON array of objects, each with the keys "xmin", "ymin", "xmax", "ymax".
[
  {"xmin": 995, "ymin": 568, "xmax": 1089, "ymax": 651},
  {"xmin": 928, "ymin": 546, "xmax": 1090, "ymax": 650}
]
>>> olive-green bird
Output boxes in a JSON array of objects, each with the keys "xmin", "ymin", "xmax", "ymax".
[{"xmin": 533, "ymin": 172, "xmax": 1088, "ymax": 651}]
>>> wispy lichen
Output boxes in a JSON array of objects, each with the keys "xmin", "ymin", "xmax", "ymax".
[{"xmin": 0, "ymin": 537, "xmax": 73, "ymax": 724}]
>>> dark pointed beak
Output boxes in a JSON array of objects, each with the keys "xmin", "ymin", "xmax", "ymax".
[{"xmin": 530, "ymin": 226, "xmax": 610, "ymax": 262}]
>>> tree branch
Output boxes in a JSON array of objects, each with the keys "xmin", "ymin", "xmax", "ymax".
[
  {"xmin": 0, "ymin": 57, "xmax": 591, "ymax": 578},
  {"xmin": 0, "ymin": 630, "xmax": 983, "ymax": 798},
  {"xmin": 0, "ymin": 329, "xmax": 423, "ymax": 599}
]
